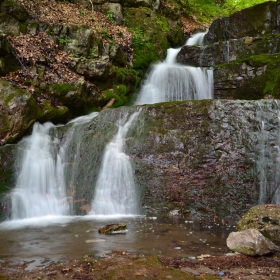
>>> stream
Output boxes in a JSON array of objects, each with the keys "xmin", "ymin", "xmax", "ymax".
[{"xmin": 0, "ymin": 216, "xmax": 232, "ymax": 269}]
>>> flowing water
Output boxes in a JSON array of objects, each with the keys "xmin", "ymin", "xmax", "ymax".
[
  {"xmin": 11, "ymin": 123, "xmax": 69, "ymax": 219},
  {"xmin": 135, "ymin": 32, "xmax": 213, "ymax": 105},
  {"xmin": 1, "ymin": 31, "xmax": 268, "ymax": 269},
  {"xmin": 10, "ymin": 112, "xmax": 100, "ymax": 219},
  {"xmin": 90, "ymin": 112, "xmax": 140, "ymax": 215}
]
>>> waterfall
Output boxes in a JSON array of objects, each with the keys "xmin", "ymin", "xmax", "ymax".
[
  {"xmin": 135, "ymin": 32, "xmax": 213, "ymax": 105},
  {"xmin": 257, "ymin": 101, "xmax": 280, "ymax": 205},
  {"xmin": 11, "ymin": 123, "xmax": 69, "ymax": 219},
  {"xmin": 90, "ymin": 111, "xmax": 140, "ymax": 215},
  {"xmin": 10, "ymin": 112, "xmax": 100, "ymax": 219}
]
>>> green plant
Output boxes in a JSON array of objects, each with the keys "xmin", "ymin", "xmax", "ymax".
[
  {"xmin": 57, "ymin": 37, "xmax": 72, "ymax": 45},
  {"xmin": 101, "ymin": 28, "xmax": 111, "ymax": 40},
  {"xmin": 129, "ymin": 27, "xmax": 148, "ymax": 47},
  {"xmin": 106, "ymin": 11, "xmax": 115, "ymax": 24},
  {"xmin": 71, "ymin": 51, "xmax": 79, "ymax": 58},
  {"xmin": 79, "ymin": 9, "xmax": 86, "ymax": 15},
  {"xmin": 87, "ymin": 48, "xmax": 98, "ymax": 59}
]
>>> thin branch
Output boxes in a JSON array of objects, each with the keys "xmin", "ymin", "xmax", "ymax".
[{"xmin": 88, "ymin": 0, "xmax": 93, "ymax": 12}]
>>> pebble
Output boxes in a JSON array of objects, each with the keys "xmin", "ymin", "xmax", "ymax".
[
  {"xmin": 225, "ymin": 253, "xmax": 236, "ymax": 256},
  {"xmin": 174, "ymin": 247, "xmax": 181, "ymax": 250},
  {"xmin": 85, "ymin": 239, "xmax": 106, "ymax": 243},
  {"xmin": 197, "ymin": 254, "xmax": 211, "ymax": 259}
]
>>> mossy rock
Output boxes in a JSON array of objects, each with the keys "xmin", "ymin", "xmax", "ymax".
[
  {"xmin": 0, "ymin": 0, "xmax": 29, "ymax": 21},
  {"xmin": 205, "ymin": 1, "xmax": 278, "ymax": 44},
  {"xmin": 0, "ymin": 13, "xmax": 21, "ymax": 35},
  {"xmin": 98, "ymin": 223, "xmax": 127, "ymax": 234},
  {"xmin": 112, "ymin": 67, "xmax": 142, "ymax": 96},
  {"xmin": 0, "ymin": 79, "xmax": 41, "ymax": 145},
  {"xmin": 236, "ymin": 204, "xmax": 280, "ymax": 245},
  {"xmin": 39, "ymin": 100, "xmax": 70, "ymax": 124},
  {"xmin": 125, "ymin": 7, "xmax": 170, "ymax": 69},
  {"xmin": 103, "ymin": 84, "xmax": 128, "ymax": 108},
  {"xmin": 214, "ymin": 54, "xmax": 280, "ymax": 100}
]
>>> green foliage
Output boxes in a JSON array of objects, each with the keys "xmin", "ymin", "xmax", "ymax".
[
  {"xmin": 223, "ymin": 0, "xmax": 276, "ymax": 15},
  {"xmin": 87, "ymin": 48, "xmax": 98, "ymax": 59},
  {"xmin": 104, "ymin": 85, "xmax": 128, "ymax": 107},
  {"xmin": 19, "ymin": 22, "xmax": 27, "ymax": 34},
  {"xmin": 101, "ymin": 28, "xmax": 111, "ymax": 40},
  {"xmin": 177, "ymin": 0, "xmax": 275, "ymax": 24},
  {"xmin": 106, "ymin": 11, "xmax": 115, "ymax": 24},
  {"xmin": 56, "ymin": 37, "xmax": 72, "ymax": 45},
  {"xmin": 130, "ymin": 27, "xmax": 149, "ymax": 47},
  {"xmin": 79, "ymin": 9, "xmax": 86, "ymax": 16},
  {"xmin": 156, "ymin": 16, "xmax": 169, "ymax": 32},
  {"xmin": 71, "ymin": 51, "xmax": 80, "ymax": 58}
]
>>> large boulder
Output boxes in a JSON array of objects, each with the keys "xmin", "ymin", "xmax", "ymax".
[
  {"xmin": 204, "ymin": 1, "xmax": 280, "ymax": 45},
  {"xmin": 236, "ymin": 204, "xmax": 280, "ymax": 245},
  {"xmin": 227, "ymin": 229, "xmax": 279, "ymax": 256}
]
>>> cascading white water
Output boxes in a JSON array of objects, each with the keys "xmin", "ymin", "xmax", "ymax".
[
  {"xmin": 10, "ymin": 112, "xmax": 100, "ymax": 220},
  {"xmin": 11, "ymin": 123, "xmax": 69, "ymax": 219},
  {"xmin": 90, "ymin": 112, "xmax": 140, "ymax": 215},
  {"xmin": 135, "ymin": 32, "xmax": 213, "ymax": 105}
]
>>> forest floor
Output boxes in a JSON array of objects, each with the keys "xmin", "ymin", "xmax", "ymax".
[{"xmin": 0, "ymin": 250, "xmax": 279, "ymax": 279}]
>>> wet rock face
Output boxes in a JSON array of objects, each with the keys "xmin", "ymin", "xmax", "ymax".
[
  {"xmin": 55, "ymin": 99, "xmax": 278, "ymax": 222},
  {"xmin": 226, "ymin": 229, "xmax": 279, "ymax": 256},
  {"xmin": 128, "ymin": 100, "xmax": 264, "ymax": 221},
  {"xmin": 0, "ymin": 144, "xmax": 16, "ymax": 221},
  {"xmin": 236, "ymin": 204, "xmax": 280, "ymax": 245},
  {"xmin": 177, "ymin": 0, "xmax": 280, "ymax": 100},
  {"xmin": 177, "ymin": 35, "xmax": 280, "ymax": 67},
  {"xmin": 1, "ymin": 99, "xmax": 279, "ymax": 222}
]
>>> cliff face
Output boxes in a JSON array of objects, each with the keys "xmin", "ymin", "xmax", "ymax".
[
  {"xmin": 177, "ymin": 0, "xmax": 280, "ymax": 100},
  {"xmin": 2, "ymin": 99, "xmax": 277, "ymax": 222}
]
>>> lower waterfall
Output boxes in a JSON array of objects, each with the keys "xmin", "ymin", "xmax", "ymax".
[
  {"xmin": 11, "ymin": 123, "xmax": 69, "ymax": 219},
  {"xmin": 90, "ymin": 111, "xmax": 140, "ymax": 215}
]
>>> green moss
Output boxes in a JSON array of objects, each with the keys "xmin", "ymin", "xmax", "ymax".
[
  {"xmin": 19, "ymin": 22, "xmax": 27, "ymax": 33},
  {"xmin": 40, "ymin": 100, "xmax": 69, "ymax": 123},
  {"xmin": 125, "ymin": 8, "xmax": 169, "ymax": 70},
  {"xmin": 3, "ymin": 86, "xmax": 25, "ymax": 105},
  {"xmin": 104, "ymin": 84, "xmax": 128, "ymax": 108},
  {"xmin": 4, "ymin": 93, "xmax": 15, "ymax": 105},
  {"xmin": 52, "ymin": 83, "xmax": 76, "ymax": 96}
]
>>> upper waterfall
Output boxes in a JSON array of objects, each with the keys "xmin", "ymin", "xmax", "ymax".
[{"xmin": 135, "ymin": 32, "xmax": 213, "ymax": 105}]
